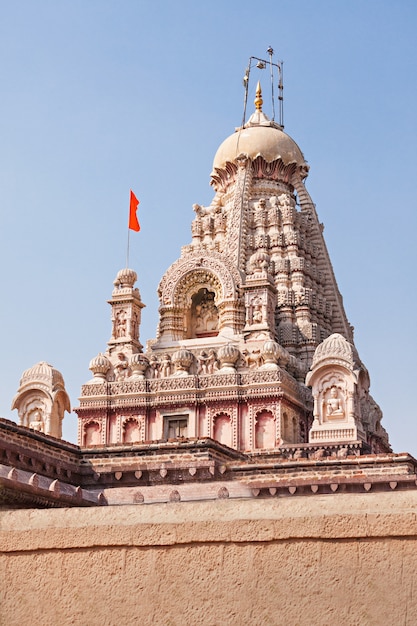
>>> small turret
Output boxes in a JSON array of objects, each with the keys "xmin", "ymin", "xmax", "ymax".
[{"xmin": 12, "ymin": 361, "xmax": 71, "ymax": 438}]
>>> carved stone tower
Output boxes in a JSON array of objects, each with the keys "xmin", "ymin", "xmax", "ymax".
[{"xmin": 76, "ymin": 81, "xmax": 389, "ymax": 456}]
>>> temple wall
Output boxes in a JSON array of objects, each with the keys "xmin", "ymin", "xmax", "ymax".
[{"xmin": 2, "ymin": 491, "xmax": 417, "ymax": 625}]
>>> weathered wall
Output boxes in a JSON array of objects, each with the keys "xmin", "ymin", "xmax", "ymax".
[{"xmin": 2, "ymin": 491, "xmax": 417, "ymax": 625}]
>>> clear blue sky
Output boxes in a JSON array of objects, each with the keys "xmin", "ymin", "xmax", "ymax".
[{"xmin": 0, "ymin": 0, "xmax": 416, "ymax": 453}]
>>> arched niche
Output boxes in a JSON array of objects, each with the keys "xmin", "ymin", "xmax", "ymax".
[
  {"xmin": 157, "ymin": 256, "xmax": 243, "ymax": 342},
  {"xmin": 123, "ymin": 418, "xmax": 140, "ymax": 443},
  {"xmin": 213, "ymin": 413, "xmax": 232, "ymax": 448},
  {"xmin": 189, "ymin": 288, "xmax": 219, "ymax": 338},
  {"xmin": 84, "ymin": 421, "xmax": 101, "ymax": 446},
  {"xmin": 255, "ymin": 411, "xmax": 275, "ymax": 449}
]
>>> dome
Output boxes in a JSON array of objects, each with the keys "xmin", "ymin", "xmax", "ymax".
[
  {"xmin": 212, "ymin": 124, "xmax": 306, "ymax": 173},
  {"xmin": 19, "ymin": 361, "xmax": 65, "ymax": 390},
  {"xmin": 212, "ymin": 82, "xmax": 306, "ymax": 174},
  {"xmin": 311, "ymin": 333, "xmax": 360, "ymax": 370},
  {"xmin": 89, "ymin": 353, "xmax": 111, "ymax": 378},
  {"xmin": 113, "ymin": 268, "xmax": 137, "ymax": 289}
]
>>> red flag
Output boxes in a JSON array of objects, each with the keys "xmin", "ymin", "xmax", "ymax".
[{"xmin": 129, "ymin": 190, "xmax": 140, "ymax": 232}]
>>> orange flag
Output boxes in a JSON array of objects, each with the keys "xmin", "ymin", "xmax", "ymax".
[{"xmin": 129, "ymin": 190, "xmax": 140, "ymax": 231}]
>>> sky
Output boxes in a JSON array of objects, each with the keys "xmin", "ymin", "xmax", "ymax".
[{"xmin": 0, "ymin": 0, "xmax": 416, "ymax": 453}]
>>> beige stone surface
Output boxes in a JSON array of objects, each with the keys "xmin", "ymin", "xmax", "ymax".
[{"xmin": 2, "ymin": 491, "xmax": 417, "ymax": 625}]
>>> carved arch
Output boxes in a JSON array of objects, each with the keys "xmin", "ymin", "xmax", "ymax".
[
  {"xmin": 175, "ymin": 270, "xmax": 223, "ymax": 309},
  {"xmin": 158, "ymin": 253, "xmax": 241, "ymax": 306},
  {"xmin": 157, "ymin": 255, "xmax": 245, "ymax": 341}
]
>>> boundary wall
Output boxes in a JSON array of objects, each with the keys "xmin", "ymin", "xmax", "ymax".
[{"xmin": 2, "ymin": 491, "xmax": 417, "ymax": 625}]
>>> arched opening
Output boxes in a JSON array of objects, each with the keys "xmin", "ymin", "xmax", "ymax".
[
  {"xmin": 123, "ymin": 419, "xmax": 140, "ymax": 443},
  {"xmin": 189, "ymin": 288, "xmax": 219, "ymax": 338},
  {"xmin": 255, "ymin": 411, "xmax": 275, "ymax": 449},
  {"xmin": 84, "ymin": 421, "xmax": 101, "ymax": 446},
  {"xmin": 213, "ymin": 413, "xmax": 232, "ymax": 448}
]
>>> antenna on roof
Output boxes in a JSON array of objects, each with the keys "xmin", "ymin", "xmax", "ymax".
[{"xmin": 242, "ymin": 48, "xmax": 284, "ymax": 128}]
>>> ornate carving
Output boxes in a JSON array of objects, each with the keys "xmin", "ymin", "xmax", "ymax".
[
  {"xmin": 172, "ymin": 349, "xmax": 194, "ymax": 376},
  {"xmin": 89, "ymin": 353, "xmax": 111, "ymax": 382},
  {"xmin": 197, "ymin": 350, "xmax": 218, "ymax": 375},
  {"xmin": 114, "ymin": 353, "xmax": 130, "ymax": 381},
  {"xmin": 158, "ymin": 254, "xmax": 240, "ymax": 305}
]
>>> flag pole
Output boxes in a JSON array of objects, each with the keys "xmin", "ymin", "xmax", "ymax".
[{"xmin": 126, "ymin": 227, "xmax": 130, "ymax": 268}]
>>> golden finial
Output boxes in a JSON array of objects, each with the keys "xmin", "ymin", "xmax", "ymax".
[{"xmin": 254, "ymin": 81, "xmax": 263, "ymax": 111}]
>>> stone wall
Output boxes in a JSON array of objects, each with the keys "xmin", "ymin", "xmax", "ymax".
[{"xmin": 2, "ymin": 491, "xmax": 417, "ymax": 625}]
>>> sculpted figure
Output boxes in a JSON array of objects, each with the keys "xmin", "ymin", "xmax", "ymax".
[
  {"xmin": 115, "ymin": 310, "xmax": 127, "ymax": 338},
  {"xmin": 197, "ymin": 350, "xmax": 210, "ymax": 375},
  {"xmin": 253, "ymin": 305, "xmax": 262, "ymax": 323},
  {"xmin": 242, "ymin": 349, "xmax": 263, "ymax": 369},
  {"xmin": 131, "ymin": 312, "xmax": 138, "ymax": 339},
  {"xmin": 251, "ymin": 297, "xmax": 263, "ymax": 324},
  {"xmin": 214, "ymin": 207, "xmax": 226, "ymax": 233},
  {"xmin": 326, "ymin": 387, "xmax": 344, "ymax": 417},
  {"xmin": 29, "ymin": 409, "xmax": 44, "ymax": 432},
  {"xmin": 254, "ymin": 198, "xmax": 266, "ymax": 226},
  {"xmin": 193, "ymin": 291, "xmax": 218, "ymax": 336},
  {"xmin": 115, "ymin": 352, "xmax": 130, "ymax": 381},
  {"xmin": 148, "ymin": 355, "xmax": 160, "ymax": 379},
  {"xmin": 206, "ymin": 349, "xmax": 218, "ymax": 373},
  {"xmin": 198, "ymin": 349, "xmax": 218, "ymax": 375},
  {"xmin": 161, "ymin": 354, "xmax": 172, "ymax": 377}
]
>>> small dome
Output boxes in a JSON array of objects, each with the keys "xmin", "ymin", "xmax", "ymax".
[
  {"xmin": 89, "ymin": 353, "xmax": 111, "ymax": 376},
  {"xmin": 20, "ymin": 361, "xmax": 65, "ymax": 390},
  {"xmin": 172, "ymin": 348, "xmax": 194, "ymax": 375},
  {"xmin": 312, "ymin": 333, "xmax": 360, "ymax": 370},
  {"xmin": 249, "ymin": 251, "xmax": 270, "ymax": 272},
  {"xmin": 217, "ymin": 344, "xmax": 240, "ymax": 369},
  {"xmin": 113, "ymin": 268, "xmax": 137, "ymax": 289}
]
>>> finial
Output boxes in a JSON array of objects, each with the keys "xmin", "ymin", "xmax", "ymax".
[{"xmin": 254, "ymin": 81, "xmax": 263, "ymax": 111}]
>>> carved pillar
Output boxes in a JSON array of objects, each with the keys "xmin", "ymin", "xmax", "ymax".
[{"xmin": 107, "ymin": 268, "xmax": 145, "ymax": 357}]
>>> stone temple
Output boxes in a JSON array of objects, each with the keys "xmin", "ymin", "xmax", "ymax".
[
  {"xmin": 2, "ymin": 69, "xmax": 417, "ymax": 625},
  {"xmin": 74, "ymin": 80, "xmax": 389, "ymax": 462}
]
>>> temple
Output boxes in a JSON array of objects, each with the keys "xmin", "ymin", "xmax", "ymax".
[
  {"xmin": 75, "ymin": 81, "xmax": 389, "ymax": 457},
  {"xmin": 1, "ymin": 76, "xmax": 406, "ymax": 509},
  {"xmin": 3, "ymin": 60, "xmax": 417, "ymax": 625}
]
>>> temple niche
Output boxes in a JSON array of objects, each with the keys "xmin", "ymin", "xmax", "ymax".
[
  {"xmin": 84, "ymin": 420, "xmax": 101, "ymax": 446},
  {"xmin": 254, "ymin": 411, "xmax": 275, "ymax": 449},
  {"xmin": 189, "ymin": 288, "xmax": 219, "ymax": 338},
  {"xmin": 213, "ymin": 413, "xmax": 232, "ymax": 448},
  {"xmin": 11, "ymin": 361, "xmax": 70, "ymax": 439},
  {"xmin": 123, "ymin": 418, "xmax": 140, "ymax": 443},
  {"xmin": 306, "ymin": 334, "xmax": 372, "ymax": 445}
]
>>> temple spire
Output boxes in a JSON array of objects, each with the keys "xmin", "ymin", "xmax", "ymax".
[{"xmin": 254, "ymin": 81, "xmax": 263, "ymax": 111}]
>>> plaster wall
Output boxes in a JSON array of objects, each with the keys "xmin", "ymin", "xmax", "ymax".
[{"xmin": 2, "ymin": 491, "xmax": 417, "ymax": 625}]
